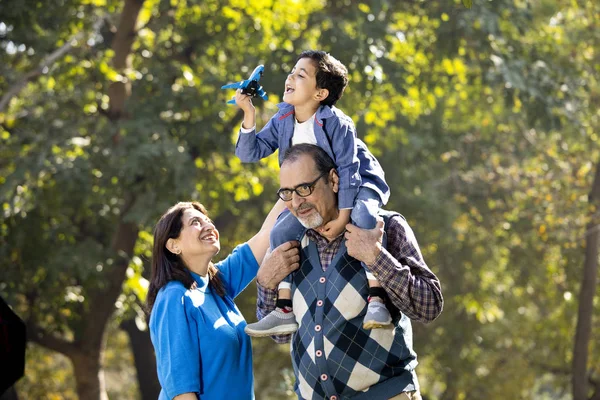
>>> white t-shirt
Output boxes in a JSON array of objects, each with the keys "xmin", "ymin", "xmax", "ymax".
[
  {"xmin": 239, "ymin": 113, "xmax": 317, "ymax": 146},
  {"xmin": 292, "ymin": 114, "xmax": 317, "ymax": 146}
]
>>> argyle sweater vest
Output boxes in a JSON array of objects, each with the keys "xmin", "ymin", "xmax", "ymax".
[{"xmin": 290, "ymin": 211, "xmax": 419, "ymax": 400}]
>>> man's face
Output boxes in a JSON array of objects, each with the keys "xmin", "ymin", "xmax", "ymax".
[{"xmin": 279, "ymin": 154, "xmax": 339, "ymax": 229}]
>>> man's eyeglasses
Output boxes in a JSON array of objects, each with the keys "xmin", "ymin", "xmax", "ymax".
[{"xmin": 277, "ymin": 172, "xmax": 327, "ymax": 201}]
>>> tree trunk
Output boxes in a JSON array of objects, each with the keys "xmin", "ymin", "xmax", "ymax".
[
  {"xmin": 121, "ymin": 318, "xmax": 161, "ymax": 400},
  {"xmin": 69, "ymin": 0, "xmax": 144, "ymax": 398},
  {"xmin": 71, "ymin": 350, "xmax": 108, "ymax": 400},
  {"xmin": 572, "ymin": 161, "xmax": 600, "ymax": 400},
  {"xmin": 107, "ymin": 0, "xmax": 145, "ymax": 122}
]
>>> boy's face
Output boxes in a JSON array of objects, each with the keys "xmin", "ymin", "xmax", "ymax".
[{"xmin": 283, "ymin": 57, "xmax": 325, "ymax": 107}]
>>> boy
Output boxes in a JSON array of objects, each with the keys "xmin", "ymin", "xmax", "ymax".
[{"xmin": 233, "ymin": 50, "xmax": 392, "ymax": 335}]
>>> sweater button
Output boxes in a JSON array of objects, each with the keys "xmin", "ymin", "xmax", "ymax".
[
  {"xmin": 319, "ymin": 277, "xmax": 326, "ymax": 283},
  {"xmin": 317, "ymin": 300, "xmax": 323, "ymax": 306},
  {"xmin": 316, "ymin": 350, "xmax": 323, "ymax": 357},
  {"xmin": 330, "ymin": 396, "xmax": 337, "ymax": 400},
  {"xmin": 320, "ymin": 374, "xmax": 328, "ymax": 381},
  {"xmin": 315, "ymin": 325, "xmax": 322, "ymax": 332}
]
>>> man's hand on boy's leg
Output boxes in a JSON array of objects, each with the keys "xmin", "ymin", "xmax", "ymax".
[
  {"xmin": 256, "ymin": 241, "xmax": 300, "ymax": 289},
  {"xmin": 344, "ymin": 219, "xmax": 385, "ymax": 266}
]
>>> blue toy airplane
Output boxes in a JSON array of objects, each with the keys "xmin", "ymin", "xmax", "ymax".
[{"xmin": 221, "ymin": 64, "xmax": 268, "ymax": 105}]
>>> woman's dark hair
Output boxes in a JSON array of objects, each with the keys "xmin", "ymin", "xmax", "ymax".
[
  {"xmin": 146, "ymin": 202, "xmax": 225, "ymax": 316},
  {"xmin": 297, "ymin": 50, "xmax": 349, "ymax": 106}
]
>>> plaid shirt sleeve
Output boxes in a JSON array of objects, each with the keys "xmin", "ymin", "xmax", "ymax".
[
  {"xmin": 256, "ymin": 282, "xmax": 291, "ymax": 344},
  {"xmin": 368, "ymin": 215, "xmax": 444, "ymax": 323}
]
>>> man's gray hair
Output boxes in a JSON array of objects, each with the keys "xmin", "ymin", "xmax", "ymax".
[{"xmin": 282, "ymin": 144, "xmax": 337, "ymax": 182}]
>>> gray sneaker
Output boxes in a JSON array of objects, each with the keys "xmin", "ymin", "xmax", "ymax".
[
  {"xmin": 362, "ymin": 301, "xmax": 393, "ymax": 329},
  {"xmin": 244, "ymin": 308, "xmax": 299, "ymax": 337}
]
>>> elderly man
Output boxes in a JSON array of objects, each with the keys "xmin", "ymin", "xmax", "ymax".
[{"xmin": 254, "ymin": 143, "xmax": 443, "ymax": 400}]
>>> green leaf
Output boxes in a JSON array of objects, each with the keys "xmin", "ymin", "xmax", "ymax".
[{"xmin": 462, "ymin": 0, "xmax": 473, "ymax": 8}]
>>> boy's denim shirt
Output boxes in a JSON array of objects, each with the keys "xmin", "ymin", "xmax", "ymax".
[{"xmin": 235, "ymin": 102, "xmax": 390, "ymax": 209}]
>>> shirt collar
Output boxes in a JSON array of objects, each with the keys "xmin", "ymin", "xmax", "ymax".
[
  {"xmin": 189, "ymin": 270, "xmax": 209, "ymax": 290},
  {"xmin": 276, "ymin": 102, "xmax": 335, "ymax": 120},
  {"xmin": 305, "ymin": 229, "xmax": 344, "ymax": 245}
]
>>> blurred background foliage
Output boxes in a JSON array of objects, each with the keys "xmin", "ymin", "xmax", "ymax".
[{"xmin": 0, "ymin": 0, "xmax": 598, "ymax": 399}]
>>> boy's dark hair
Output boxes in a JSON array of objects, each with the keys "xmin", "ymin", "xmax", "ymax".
[{"xmin": 298, "ymin": 50, "xmax": 348, "ymax": 106}]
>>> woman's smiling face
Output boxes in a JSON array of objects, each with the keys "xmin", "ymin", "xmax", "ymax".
[{"xmin": 175, "ymin": 208, "xmax": 220, "ymax": 258}]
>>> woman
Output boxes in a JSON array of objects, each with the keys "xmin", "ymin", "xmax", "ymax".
[{"xmin": 147, "ymin": 200, "xmax": 294, "ymax": 400}]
